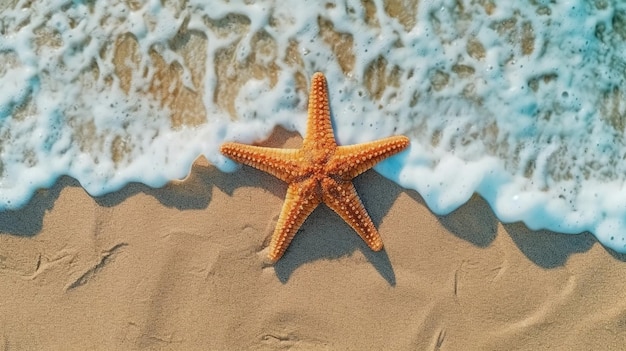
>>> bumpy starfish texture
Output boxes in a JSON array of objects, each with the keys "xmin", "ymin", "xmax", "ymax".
[{"xmin": 221, "ymin": 72, "xmax": 410, "ymax": 262}]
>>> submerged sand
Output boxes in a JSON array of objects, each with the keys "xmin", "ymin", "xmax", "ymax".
[{"xmin": 1, "ymin": 129, "xmax": 626, "ymax": 350}]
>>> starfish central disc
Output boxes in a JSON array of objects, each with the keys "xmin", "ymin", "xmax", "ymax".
[{"xmin": 221, "ymin": 72, "xmax": 410, "ymax": 262}]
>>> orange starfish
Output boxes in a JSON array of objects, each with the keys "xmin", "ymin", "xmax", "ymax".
[{"xmin": 220, "ymin": 72, "xmax": 409, "ymax": 262}]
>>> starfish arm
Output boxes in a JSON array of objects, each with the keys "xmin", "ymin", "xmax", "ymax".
[
  {"xmin": 268, "ymin": 180, "xmax": 321, "ymax": 262},
  {"xmin": 302, "ymin": 72, "xmax": 337, "ymax": 154},
  {"xmin": 220, "ymin": 73, "xmax": 409, "ymax": 261},
  {"xmin": 327, "ymin": 135, "xmax": 410, "ymax": 179},
  {"xmin": 220, "ymin": 142, "xmax": 303, "ymax": 183},
  {"xmin": 321, "ymin": 178, "xmax": 383, "ymax": 251}
]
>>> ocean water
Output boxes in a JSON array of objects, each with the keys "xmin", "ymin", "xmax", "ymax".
[{"xmin": 2, "ymin": 0, "xmax": 626, "ymax": 252}]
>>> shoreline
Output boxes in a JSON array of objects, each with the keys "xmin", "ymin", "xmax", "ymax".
[{"xmin": 1, "ymin": 128, "xmax": 625, "ymax": 349}]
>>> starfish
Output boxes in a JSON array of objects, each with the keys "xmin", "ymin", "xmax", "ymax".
[{"xmin": 220, "ymin": 72, "xmax": 409, "ymax": 262}]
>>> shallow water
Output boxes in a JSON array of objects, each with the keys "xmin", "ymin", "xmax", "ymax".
[{"xmin": 2, "ymin": 0, "xmax": 626, "ymax": 252}]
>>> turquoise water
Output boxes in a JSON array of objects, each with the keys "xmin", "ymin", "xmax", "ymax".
[{"xmin": 2, "ymin": 0, "xmax": 626, "ymax": 252}]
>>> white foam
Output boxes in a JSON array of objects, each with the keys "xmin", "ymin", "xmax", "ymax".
[{"xmin": 2, "ymin": 0, "xmax": 626, "ymax": 252}]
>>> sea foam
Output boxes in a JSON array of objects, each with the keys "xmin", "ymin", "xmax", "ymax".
[{"xmin": 2, "ymin": 0, "xmax": 626, "ymax": 253}]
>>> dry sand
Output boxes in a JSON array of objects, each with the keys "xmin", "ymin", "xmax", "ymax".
[{"xmin": 1, "ymin": 128, "xmax": 626, "ymax": 350}]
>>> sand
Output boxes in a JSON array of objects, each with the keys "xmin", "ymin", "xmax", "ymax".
[
  {"xmin": 1, "ymin": 128, "xmax": 626, "ymax": 350},
  {"xmin": 3, "ymin": 1, "xmax": 626, "ymax": 349}
]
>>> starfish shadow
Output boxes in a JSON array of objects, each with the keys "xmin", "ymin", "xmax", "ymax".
[
  {"xmin": 273, "ymin": 170, "xmax": 399, "ymax": 285},
  {"xmin": 218, "ymin": 126, "xmax": 399, "ymax": 283}
]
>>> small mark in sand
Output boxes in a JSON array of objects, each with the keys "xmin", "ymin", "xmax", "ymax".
[
  {"xmin": 65, "ymin": 243, "xmax": 128, "ymax": 291},
  {"xmin": 453, "ymin": 261, "xmax": 466, "ymax": 299},
  {"xmin": 434, "ymin": 328, "xmax": 446, "ymax": 350},
  {"xmin": 261, "ymin": 332, "xmax": 298, "ymax": 346},
  {"xmin": 35, "ymin": 253, "xmax": 41, "ymax": 271}
]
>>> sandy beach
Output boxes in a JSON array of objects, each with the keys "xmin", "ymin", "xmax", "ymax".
[
  {"xmin": 0, "ymin": 2, "xmax": 626, "ymax": 351},
  {"xmin": 1, "ymin": 128, "xmax": 626, "ymax": 350}
]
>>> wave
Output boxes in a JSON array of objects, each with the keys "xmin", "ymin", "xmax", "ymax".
[{"xmin": 2, "ymin": 0, "xmax": 626, "ymax": 252}]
